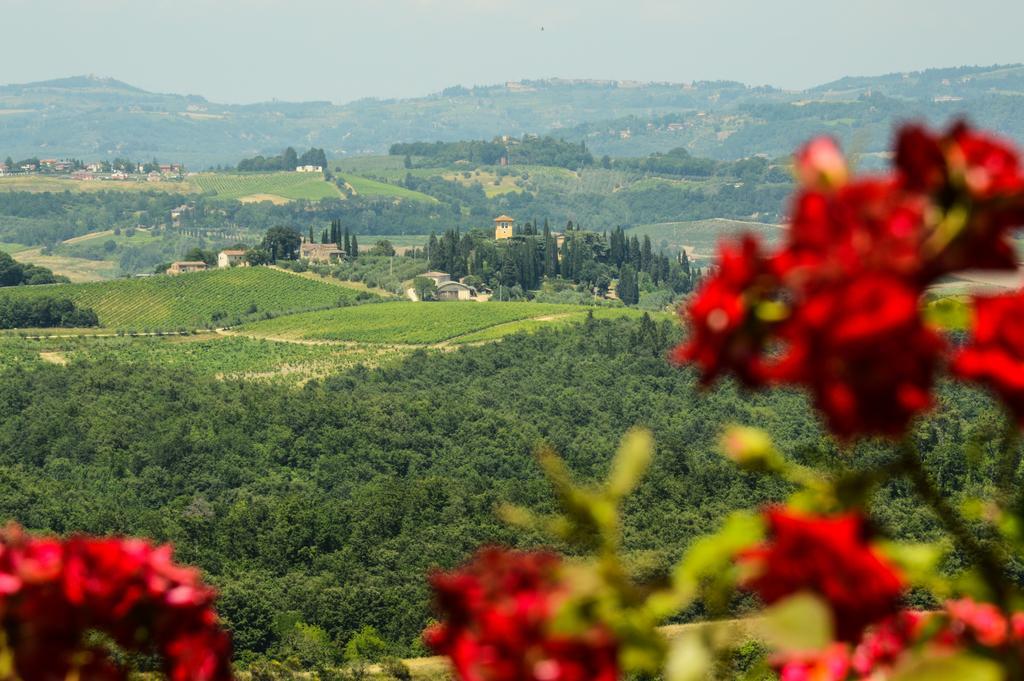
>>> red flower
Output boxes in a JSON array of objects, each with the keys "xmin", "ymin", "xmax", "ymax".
[
  {"xmin": 740, "ymin": 509, "xmax": 904, "ymax": 643},
  {"xmin": 673, "ymin": 235, "xmax": 785, "ymax": 387},
  {"xmin": 894, "ymin": 124, "xmax": 947, "ymax": 194},
  {"xmin": 849, "ymin": 611, "xmax": 923, "ymax": 677},
  {"xmin": 795, "ymin": 137, "xmax": 849, "ymax": 191},
  {"xmin": 0, "ymin": 524, "xmax": 232, "ymax": 681},
  {"xmin": 895, "ymin": 121, "xmax": 1024, "ymax": 277},
  {"xmin": 951, "ymin": 292, "xmax": 1024, "ymax": 423},
  {"xmin": 946, "ymin": 598, "xmax": 1010, "ymax": 648},
  {"xmin": 785, "ymin": 179, "xmax": 928, "ymax": 284},
  {"xmin": 425, "ymin": 548, "xmax": 618, "ymax": 681},
  {"xmin": 777, "ymin": 273, "xmax": 943, "ymax": 438},
  {"xmin": 774, "ymin": 643, "xmax": 851, "ymax": 681}
]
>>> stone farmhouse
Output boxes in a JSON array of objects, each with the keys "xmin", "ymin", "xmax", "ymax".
[
  {"xmin": 167, "ymin": 261, "xmax": 207, "ymax": 275},
  {"xmin": 300, "ymin": 242, "xmax": 345, "ymax": 264}
]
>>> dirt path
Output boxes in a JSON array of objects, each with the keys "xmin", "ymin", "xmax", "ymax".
[{"xmin": 39, "ymin": 351, "xmax": 67, "ymax": 365}]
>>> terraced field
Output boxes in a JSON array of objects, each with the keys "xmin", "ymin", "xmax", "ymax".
[
  {"xmin": 0, "ymin": 267, "xmax": 361, "ymax": 330},
  {"xmin": 238, "ymin": 301, "xmax": 652, "ymax": 344},
  {"xmin": 194, "ymin": 172, "xmax": 342, "ymax": 202}
]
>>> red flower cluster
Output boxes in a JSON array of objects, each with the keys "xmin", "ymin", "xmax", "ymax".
[
  {"xmin": 739, "ymin": 509, "xmax": 904, "ymax": 643},
  {"xmin": 773, "ymin": 599, "xmax": 1024, "ymax": 681},
  {"xmin": 0, "ymin": 523, "xmax": 232, "ymax": 681},
  {"xmin": 952, "ymin": 292, "xmax": 1024, "ymax": 423},
  {"xmin": 676, "ymin": 122, "xmax": 1024, "ymax": 437},
  {"xmin": 424, "ymin": 547, "xmax": 618, "ymax": 681},
  {"xmin": 773, "ymin": 613, "xmax": 922, "ymax": 681}
]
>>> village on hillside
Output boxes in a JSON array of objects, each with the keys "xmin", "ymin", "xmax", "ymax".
[{"xmin": 158, "ymin": 213, "xmax": 678, "ymax": 305}]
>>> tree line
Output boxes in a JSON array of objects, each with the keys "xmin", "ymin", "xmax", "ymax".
[
  {"xmin": 390, "ymin": 136, "xmax": 594, "ymax": 170},
  {"xmin": 237, "ymin": 147, "xmax": 328, "ymax": 173}
]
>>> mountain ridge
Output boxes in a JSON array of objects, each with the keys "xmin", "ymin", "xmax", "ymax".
[{"xmin": 2, "ymin": 63, "xmax": 1024, "ymax": 167}]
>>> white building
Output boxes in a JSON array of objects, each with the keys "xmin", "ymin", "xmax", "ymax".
[
  {"xmin": 295, "ymin": 165, "xmax": 323, "ymax": 173},
  {"xmin": 217, "ymin": 249, "xmax": 248, "ymax": 268}
]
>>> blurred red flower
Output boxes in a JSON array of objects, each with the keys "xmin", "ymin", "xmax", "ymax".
[
  {"xmin": 740, "ymin": 509, "xmax": 904, "ymax": 643},
  {"xmin": 676, "ymin": 121, "xmax": 1024, "ymax": 439},
  {"xmin": 425, "ymin": 547, "xmax": 618, "ymax": 681},
  {"xmin": 0, "ymin": 523, "xmax": 232, "ymax": 681},
  {"xmin": 895, "ymin": 121, "xmax": 1024, "ymax": 277},
  {"xmin": 672, "ymin": 235, "xmax": 785, "ymax": 387},
  {"xmin": 777, "ymin": 273, "xmax": 943, "ymax": 438},
  {"xmin": 952, "ymin": 292, "xmax": 1024, "ymax": 423}
]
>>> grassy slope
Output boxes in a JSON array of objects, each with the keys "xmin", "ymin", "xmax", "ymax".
[
  {"xmin": 340, "ymin": 174, "xmax": 438, "ymax": 203},
  {"xmin": 627, "ymin": 218, "xmax": 784, "ymax": 258},
  {"xmin": 238, "ymin": 301, "xmax": 650, "ymax": 344},
  {"xmin": 0, "ymin": 334, "xmax": 405, "ymax": 386},
  {"xmin": 0, "ymin": 267, "xmax": 361, "ymax": 330},
  {"xmin": 194, "ymin": 172, "xmax": 342, "ymax": 202}
]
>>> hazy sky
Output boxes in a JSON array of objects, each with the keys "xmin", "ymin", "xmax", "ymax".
[{"xmin": 3, "ymin": 0, "xmax": 1022, "ymax": 104}]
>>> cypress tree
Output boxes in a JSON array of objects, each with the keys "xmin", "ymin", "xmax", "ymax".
[
  {"xmin": 641, "ymin": 235, "xmax": 653, "ymax": 274},
  {"xmin": 351, "ymin": 233, "xmax": 358, "ymax": 259}
]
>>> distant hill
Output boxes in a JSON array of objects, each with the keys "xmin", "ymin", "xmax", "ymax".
[{"xmin": 3, "ymin": 65, "xmax": 1024, "ymax": 166}]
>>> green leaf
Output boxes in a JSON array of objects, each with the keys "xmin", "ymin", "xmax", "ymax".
[
  {"xmin": 755, "ymin": 592, "xmax": 833, "ymax": 653},
  {"xmin": 877, "ymin": 541, "xmax": 946, "ymax": 587},
  {"xmin": 607, "ymin": 428, "xmax": 654, "ymax": 499},
  {"xmin": 659, "ymin": 512, "xmax": 763, "ymax": 617},
  {"xmin": 664, "ymin": 632, "xmax": 711, "ymax": 681},
  {"xmin": 891, "ymin": 652, "xmax": 1002, "ymax": 681}
]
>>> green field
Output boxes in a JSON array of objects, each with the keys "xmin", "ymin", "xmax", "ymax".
[
  {"xmin": 450, "ymin": 307, "xmax": 665, "ymax": 344},
  {"xmin": 627, "ymin": 218, "xmax": 784, "ymax": 258},
  {"xmin": 194, "ymin": 172, "xmax": 342, "ymax": 202},
  {"xmin": 0, "ymin": 267, "xmax": 362, "ymax": 330},
  {"xmin": 339, "ymin": 174, "xmax": 438, "ymax": 203},
  {"xmin": 238, "ymin": 301, "xmax": 653, "ymax": 344},
  {"xmin": 0, "ymin": 175, "xmax": 199, "ymax": 194},
  {"xmin": 0, "ymin": 334, "xmax": 407, "ymax": 385}
]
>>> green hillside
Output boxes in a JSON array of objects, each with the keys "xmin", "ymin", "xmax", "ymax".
[
  {"xmin": 238, "ymin": 301, "xmax": 645, "ymax": 344},
  {"xmin": 194, "ymin": 172, "xmax": 342, "ymax": 202},
  {"xmin": 627, "ymin": 219, "xmax": 785, "ymax": 258},
  {"xmin": 0, "ymin": 267, "xmax": 361, "ymax": 330},
  {"xmin": 339, "ymin": 174, "xmax": 438, "ymax": 203}
]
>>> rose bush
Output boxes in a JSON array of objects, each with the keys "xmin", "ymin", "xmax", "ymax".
[
  {"xmin": 427, "ymin": 122, "xmax": 1024, "ymax": 681},
  {"xmin": 0, "ymin": 523, "xmax": 231, "ymax": 680}
]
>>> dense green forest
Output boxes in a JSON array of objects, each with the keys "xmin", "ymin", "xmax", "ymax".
[
  {"xmin": 0, "ymin": 296, "xmax": 97, "ymax": 328},
  {"xmin": 0, "ymin": 316, "xmax": 1005, "ymax": 666}
]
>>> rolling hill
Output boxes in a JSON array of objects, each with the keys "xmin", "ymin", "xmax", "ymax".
[
  {"xmin": 4, "ymin": 65, "xmax": 1024, "ymax": 166},
  {"xmin": 194, "ymin": 172, "xmax": 343, "ymax": 203},
  {"xmin": 0, "ymin": 266, "xmax": 362, "ymax": 330}
]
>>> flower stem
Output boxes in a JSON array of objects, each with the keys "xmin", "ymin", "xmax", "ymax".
[{"xmin": 897, "ymin": 441, "xmax": 1013, "ymax": 610}]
